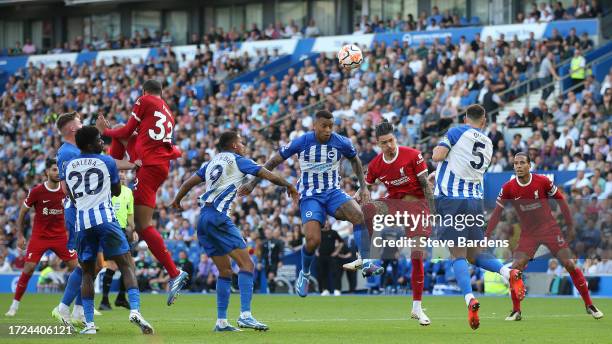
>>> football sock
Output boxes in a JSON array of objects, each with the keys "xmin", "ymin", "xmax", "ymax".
[
  {"xmin": 102, "ymin": 269, "xmax": 115, "ymax": 301},
  {"xmin": 117, "ymin": 273, "xmax": 126, "ymax": 300},
  {"xmin": 301, "ymin": 246, "xmax": 314, "ymax": 275},
  {"xmin": 511, "ymin": 288, "xmax": 521, "ymax": 312},
  {"xmin": 75, "ymin": 290, "xmax": 82, "ymax": 306},
  {"xmin": 569, "ymin": 268, "xmax": 592, "ymax": 307},
  {"xmin": 127, "ymin": 287, "xmax": 140, "ymax": 312},
  {"xmin": 238, "ymin": 271, "xmax": 253, "ymax": 313},
  {"xmin": 140, "ymin": 226, "xmax": 180, "ymax": 278},
  {"xmin": 216, "ymin": 277, "xmax": 232, "ymax": 320},
  {"xmin": 15, "ymin": 271, "xmax": 33, "ymax": 301},
  {"xmin": 411, "ymin": 258, "xmax": 424, "ymax": 301},
  {"xmin": 413, "ymin": 300, "xmax": 422, "ymax": 313},
  {"xmin": 474, "ymin": 252, "xmax": 504, "ymax": 275},
  {"xmin": 82, "ymin": 298, "xmax": 94, "ymax": 324},
  {"xmin": 452, "ymin": 258, "xmax": 473, "ymax": 303},
  {"xmin": 61, "ymin": 267, "xmax": 82, "ymax": 306},
  {"xmin": 353, "ymin": 224, "xmax": 370, "ymax": 259}
]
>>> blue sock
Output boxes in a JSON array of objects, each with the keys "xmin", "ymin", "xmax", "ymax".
[
  {"xmin": 127, "ymin": 287, "xmax": 140, "ymax": 312},
  {"xmin": 216, "ymin": 277, "xmax": 231, "ymax": 319},
  {"xmin": 82, "ymin": 298, "xmax": 94, "ymax": 323},
  {"xmin": 238, "ymin": 271, "xmax": 253, "ymax": 313},
  {"xmin": 353, "ymin": 224, "xmax": 370, "ymax": 258},
  {"xmin": 61, "ymin": 267, "xmax": 82, "ymax": 306},
  {"xmin": 474, "ymin": 252, "xmax": 503, "ymax": 273},
  {"xmin": 75, "ymin": 290, "xmax": 82, "ymax": 306},
  {"xmin": 452, "ymin": 258, "xmax": 473, "ymax": 295},
  {"xmin": 301, "ymin": 246, "xmax": 314, "ymax": 274}
]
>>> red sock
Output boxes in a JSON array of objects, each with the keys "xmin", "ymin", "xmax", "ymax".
[
  {"xmin": 15, "ymin": 272, "xmax": 33, "ymax": 301},
  {"xmin": 569, "ymin": 268, "xmax": 592, "ymax": 307},
  {"xmin": 411, "ymin": 259, "xmax": 424, "ymax": 301},
  {"xmin": 140, "ymin": 226, "xmax": 180, "ymax": 278},
  {"xmin": 511, "ymin": 288, "xmax": 521, "ymax": 312}
]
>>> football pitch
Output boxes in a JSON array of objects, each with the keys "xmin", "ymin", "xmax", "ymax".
[{"xmin": 1, "ymin": 293, "xmax": 610, "ymax": 344}]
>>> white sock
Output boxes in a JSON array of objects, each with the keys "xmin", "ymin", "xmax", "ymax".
[
  {"xmin": 58, "ymin": 303, "xmax": 70, "ymax": 315},
  {"xmin": 240, "ymin": 311, "xmax": 252, "ymax": 319},
  {"xmin": 216, "ymin": 319, "xmax": 229, "ymax": 328},
  {"xmin": 499, "ymin": 266, "xmax": 511, "ymax": 282},
  {"xmin": 362, "ymin": 259, "xmax": 374, "ymax": 264},
  {"xmin": 72, "ymin": 305, "xmax": 84, "ymax": 318},
  {"xmin": 412, "ymin": 300, "xmax": 422, "ymax": 313},
  {"xmin": 464, "ymin": 293, "xmax": 475, "ymax": 306},
  {"xmin": 11, "ymin": 300, "xmax": 20, "ymax": 309},
  {"xmin": 86, "ymin": 321, "xmax": 95, "ymax": 328}
]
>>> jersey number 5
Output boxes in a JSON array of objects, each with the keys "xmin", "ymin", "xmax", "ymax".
[
  {"xmin": 149, "ymin": 111, "xmax": 174, "ymax": 143},
  {"xmin": 470, "ymin": 142, "xmax": 486, "ymax": 169}
]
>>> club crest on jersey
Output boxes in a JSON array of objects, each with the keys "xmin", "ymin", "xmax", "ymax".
[
  {"xmin": 305, "ymin": 211, "xmax": 313, "ymax": 218},
  {"xmin": 534, "ymin": 190, "xmax": 539, "ymax": 199},
  {"xmin": 327, "ymin": 150, "xmax": 336, "ymax": 160},
  {"xmin": 557, "ymin": 235, "xmax": 565, "ymax": 245},
  {"xmin": 400, "ymin": 167, "xmax": 406, "ymax": 177}
]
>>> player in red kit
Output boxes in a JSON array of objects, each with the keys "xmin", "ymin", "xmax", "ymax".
[
  {"xmin": 5, "ymin": 159, "xmax": 79, "ymax": 317},
  {"xmin": 344, "ymin": 121, "xmax": 435, "ymax": 326},
  {"xmin": 486, "ymin": 152, "xmax": 604, "ymax": 321},
  {"xmin": 96, "ymin": 79, "xmax": 188, "ymax": 306}
]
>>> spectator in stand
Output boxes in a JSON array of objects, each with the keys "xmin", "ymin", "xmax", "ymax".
[
  {"xmin": 304, "ymin": 19, "xmax": 321, "ymax": 38},
  {"xmin": 193, "ymin": 253, "xmax": 218, "ymax": 293},
  {"xmin": 22, "ymin": 39, "xmax": 36, "ymax": 54},
  {"xmin": 175, "ymin": 250, "xmax": 194, "ymax": 290}
]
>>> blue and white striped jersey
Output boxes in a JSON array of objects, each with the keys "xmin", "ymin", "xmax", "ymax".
[
  {"xmin": 57, "ymin": 142, "xmax": 80, "ymax": 209},
  {"xmin": 64, "ymin": 154, "xmax": 119, "ymax": 231},
  {"xmin": 197, "ymin": 152, "xmax": 262, "ymax": 216},
  {"xmin": 279, "ymin": 132, "xmax": 356, "ymax": 198},
  {"xmin": 434, "ymin": 125, "xmax": 493, "ymax": 199}
]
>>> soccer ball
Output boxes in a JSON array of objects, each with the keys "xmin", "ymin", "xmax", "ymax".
[{"xmin": 337, "ymin": 44, "xmax": 363, "ymax": 70}]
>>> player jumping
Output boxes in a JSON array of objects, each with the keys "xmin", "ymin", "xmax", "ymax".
[
  {"xmin": 486, "ymin": 152, "xmax": 604, "ymax": 321},
  {"xmin": 65, "ymin": 126, "xmax": 153, "ymax": 334},
  {"xmin": 5, "ymin": 159, "xmax": 79, "ymax": 317},
  {"xmin": 172, "ymin": 131, "xmax": 299, "ymax": 331},
  {"xmin": 432, "ymin": 104, "xmax": 525, "ymax": 330},
  {"xmin": 239, "ymin": 110, "xmax": 383, "ymax": 297},
  {"xmin": 96, "ymin": 79, "xmax": 189, "ymax": 305},
  {"xmin": 347, "ymin": 121, "xmax": 435, "ymax": 325}
]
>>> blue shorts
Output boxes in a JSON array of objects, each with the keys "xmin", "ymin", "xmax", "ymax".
[
  {"xmin": 299, "ymin": 189, "xmax": 353, "ymax": 225},
  {"xmin": 435, "ymin": 198, "xmax": 485, "ymax": 242},
  {"xmin": 64, "ymin": 206, "xmax": 77, "ymax": 251},
  {"xmin": 76, "ymin": 221, "xmax": 130, "ymax": 262},
  {"xmin": 197, "ymin": 207, "xmax": 246, "ymax": 257}
]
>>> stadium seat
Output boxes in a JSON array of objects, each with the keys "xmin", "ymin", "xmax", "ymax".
[{"xmin": 470, "ymin": 16, "xmax": 480, "ymax": 25}]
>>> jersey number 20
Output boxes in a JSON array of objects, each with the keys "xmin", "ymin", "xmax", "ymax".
[
  {"xmin": 68, "ymin": 168, "xmax": 104, "ymax": 199},
  {"xmin": 149, "ymin": 111, "xmax": 174, "ymax": 143}
]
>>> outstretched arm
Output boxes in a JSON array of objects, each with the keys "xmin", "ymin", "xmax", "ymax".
[
  {"xmin": 485, "ymin": 204, "xmax": 504, "ymax": 238},
  {"xmin": 99, "ymin": 115, "xmax": 139, "ymax": 139},
  {"xmin": 417, "ymin": 171, "xmax": 435, "ymax": 215},
  {"xmin": 237, "ymin": 152, "xmax": 286, "ymax": 196},
  {"xmin": 255, "ymin": 167, "xmax": 299, "ymax": 204},
  {"xmin": 349, "ymin": 155, "xmax": 370, "ymax": 204},
  {"xmin": 432, "ymin": 146, "xmax": 449, "ymax": 162},
  {"xmin": 172, "ymin": 174, "xmax": 204, "ymax": 211}
]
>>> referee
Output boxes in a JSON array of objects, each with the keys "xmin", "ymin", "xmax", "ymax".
[{"xmin": 99, "ymin": 170, "xmax": 136, "ymax": 310}]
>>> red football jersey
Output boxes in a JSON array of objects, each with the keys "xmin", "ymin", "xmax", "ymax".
[
  {"xmin": 366, "ymin": 146, "xmax": 428, "ymax": 199},
  {"xmin": 131, "ymin": 95, "xmax": 181, "ymax": 166},
  {"xmin": 23, "ymin": 183, "xmax": 66, "ymax": 240},
  {"xmin": 496, "ymin": 173, "xmax": 560, "ymax": 231}
]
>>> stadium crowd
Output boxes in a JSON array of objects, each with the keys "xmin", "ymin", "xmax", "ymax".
[
  {"xmin": 0, "ymin": 17, "xmax": 610, "ymax": 295},
  {"xmin": 5, "ymin": 0, "xmax": 607, "ymax": 56}
]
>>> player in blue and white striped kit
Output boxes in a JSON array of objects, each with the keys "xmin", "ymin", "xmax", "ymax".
[
  {"xmin": 65, "ymin": 126, "xmax": 153, "ymax": 335},
  {"xmin": 172, "ymin": 131, "xmax": 299, "ymax": 332},
  {"xmin": 240, "ymin": 110, "xmax": 383, "ymax": 298},
  {"xmin": 432, "ymin": 105, "xmax": 524, "ymax": 330}
]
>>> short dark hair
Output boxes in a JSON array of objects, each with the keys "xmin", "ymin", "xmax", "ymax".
[
  {"xmin": 514, "ymin": 152, "xmax": 530, "ymax": 163},
  {"xmin": 465, "ymin": 104, "xmax": 486, "ymax": 121},
  {"xmin": 375, "ymin": 121, "xmax": 394, "ymax": 138},
  {"xmin": 218, "ymin": 131, "xmax": 239, "ymax": 151},
  {"xmin": 45, "ymin": 158, "xmax": 57, "ymax": 169},
  {"xmin": 315, "ymin": 110, "xmax": 333, "ymax": 120},
  {"xmin": 143, "ymin": 79, "xmax": 162, "ymax": 95},
  {"xmin": 75, "ymin": 126, "xmax": 100, "ymax": 151},
  {"xmin": 56, "ymin": 112, "xmax": 78, "ymax": 132}
]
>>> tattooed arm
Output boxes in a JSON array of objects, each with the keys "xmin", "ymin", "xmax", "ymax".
[
  {"xmin": 237, "ymin": 152, "xmax": 286, "ymax": 196},
  {"xmin": 417, "ymin": 171, "xmax": 435, "ymax": 215}
]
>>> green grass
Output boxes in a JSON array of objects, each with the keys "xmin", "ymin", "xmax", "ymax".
[{"xmin": 0, "ymin": 293, "xmax": 610, "ymax": 343}]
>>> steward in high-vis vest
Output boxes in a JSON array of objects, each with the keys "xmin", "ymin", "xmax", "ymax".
[{"xmin": 570, "ymin": 48, "xmax": 587, "ymax": 93}]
